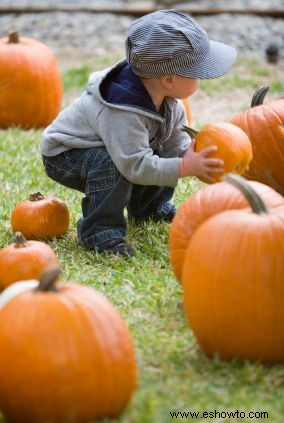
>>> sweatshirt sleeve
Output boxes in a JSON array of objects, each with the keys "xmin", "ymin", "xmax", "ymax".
[{"xmin": 95, "ymin": 107, "xmax": 180, "ymax": 187}]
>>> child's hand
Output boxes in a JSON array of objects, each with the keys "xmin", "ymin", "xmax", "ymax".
[{"xmin": 179, "ymin": 140, "xmax": 224, "ymax": 183}]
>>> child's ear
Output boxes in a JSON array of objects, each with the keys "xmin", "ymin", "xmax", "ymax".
[{"xmin": 160, "ymin": 75, "xmax": 174, "ymax": 89}]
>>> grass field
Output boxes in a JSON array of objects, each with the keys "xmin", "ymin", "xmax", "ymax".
[{"xmin": 0, "ymin": 55, "xmax": 283, "ymax": 422}]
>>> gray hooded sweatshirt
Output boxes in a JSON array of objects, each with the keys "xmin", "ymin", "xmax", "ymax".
[{"xmin": 40, "ymin": 60, "xmax": 190, "ymax": 188}]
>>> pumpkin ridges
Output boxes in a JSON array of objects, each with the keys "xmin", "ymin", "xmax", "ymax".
[
  {"xmin": 22, "ymin": 38, "xmax": 62, "ymax": 127},
  {"xmin": 262, "ymin": 104, "xmax": 284, "ymax": 170},
  {"xmin": 11, "ymin": 194, "xmax": 70, "ymax": 240},
  {"xmin": 61, "ymin": 286, "xmax": 136, "ymax": 416},
  {"xmin": 264, "ymin": 102, "xmax": 284, "ymax": 159},
  {"xmin": 241, "ymin": 102, "xmax": 284, "ymax": 191},
  {"xmin": 183, "ymin": 200, "xmax": 284, "ymax": 362},
  {"xmin": 199, "ymin": 123, "xmax": 251, "ymax": 173},
  {"xmin": 183, "ymin": 122, "xmax": 253, "ymax": 182},
  {"xmin": 0, "ymin": 34, "xmax": 62, "ymax": 129},
  {"xmin": 29, "ymin": 43, "xmax": 60, "ymax": 127},
  {"xmin": 30, "ymin": 47, "xmax": 47, "ymax": 126},
  {"xmin": 68, "ymin": 287, "xmax": 137, "ymax": 414},
  {"xmin": 230, "ymin": 87, "xmax": 284, "ymax": 194},
  {"xmin": 0, "ymin": 280, "xmax": 136, "ymax": 421},
  {"xmin": 169, "ymin": 180, "xmax": 284, "ymax": 282},
  {"xmin": 0, "ymin": 233, "xmax": 58, "ymax": 290}
]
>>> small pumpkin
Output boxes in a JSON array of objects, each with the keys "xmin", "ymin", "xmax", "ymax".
[
  {"xmin": 0, "ymin": 266, "xmax": 137, "ymax": 422},
  {"xmin": 182, "ymin": 174, "xmax": 284, "ymax": 363},
  {"xmin": 230, "ymin": 86, "xmax": 284, "ymax": 195},
  {"xmin": 169, "ymin": 180, "xmax": 284, "ymax": 283},
  {"xmin": 182, "ymin": 122, "xmax": 253, "ymax": 182},
  {"xmin": 0, "ymin": 232, "xmax": 58, "ymax": 291},
  {"xmin": 11, "ymin": 192, "xmax": 70, "ymax": 240},
  {"xmin": 0, "ymin": 31, "xmax": 62, "ymax": 129}
]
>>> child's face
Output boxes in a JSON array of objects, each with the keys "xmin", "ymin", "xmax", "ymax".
[{"xmin": 169, "ymin": 75, "xmax": 200, "ymax": 99}]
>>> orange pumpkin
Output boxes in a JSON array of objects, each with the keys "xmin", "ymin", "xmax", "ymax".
[
  {"xmin": 0, "ymin": 267, "xmax": 137, "ymax": 422},
  {"xmin": 181, "ymin": 98, "xmax": 191, "ymax": 124},
  {"xmin": 182, "ymin": 174, "xmax": 284, "ymax": 363},
  {"xmin": 11, "ymin": 192, "xmax": 70, "ymax": 239},
  {"xmin": 169, "ymin": 180, "xmax": 284, "ymax": 283},
  {"xmin": 0, "ymin": 232, "xmax": 58, "ymax": 290},
  {"xmin": 230, "ymin": 86, "xmax": 284, "ymax": 194},
  {"xmin": 0, "ymin": 31, "xmax": 62, "ymax": 129},
  {"xmin": 182, "ymin": 122, "xmax": 253, "ymax": 182}
]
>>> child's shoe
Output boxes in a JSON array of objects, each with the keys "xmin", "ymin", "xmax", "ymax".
[
  {"xmin": 96, "ymin": 239, "xmax": 134, "ymax": 257},
  {"xmin": 129, "ymin": 203, "xmax": 176, "ymax": 224}
]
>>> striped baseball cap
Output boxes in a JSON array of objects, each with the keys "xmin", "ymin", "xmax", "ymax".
[{"xmin": 125, "ymin": 10, "xmax": 237, "ymax": 79}]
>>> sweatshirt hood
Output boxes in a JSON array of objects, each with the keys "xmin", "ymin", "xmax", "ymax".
[{"xmin": 87, "ymin": 60, "xmax": 162, "ymax": 116}]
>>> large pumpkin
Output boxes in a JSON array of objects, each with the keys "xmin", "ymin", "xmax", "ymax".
[
  {"xmin": 169, "ymin": 180, "xmax": 284, "ymax": 283},
  {"xmin": 182, "ymin": 174, "xmax": 284, "ymax": 363},
  {"xmin": 0, "ymin": 267, "xmax": 137, "ymax": 422},
  {"xmin": 0, "ymin": 232, "xmax": 58, "ymax": 291},
  {"xmin": 11, "ymin": 192, "xmax": 70, "ymax": 239},
  {"xmin": 0, "ymin": 31, "xmax": 62, "ymax": 129},
  {"xmin": 230, "ymin": 86, "xmax": 284, "ymax": 194},
  {"xmin": 182, "ymin": 122, "xmax": 252, "ymax": 182}
]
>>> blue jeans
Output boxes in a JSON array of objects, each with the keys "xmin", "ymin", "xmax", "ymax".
[{"xmin": 42, "ymin": 147, "xmax": 174, "ymax": 249}]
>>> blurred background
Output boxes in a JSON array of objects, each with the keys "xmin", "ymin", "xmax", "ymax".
[
  {"xmin": 1, "ymin": 0, "xmax": 283, "ymax": 122},
  {"xmin": 1, "ymin": 0, "xmax": 283, "ymax": 66}
]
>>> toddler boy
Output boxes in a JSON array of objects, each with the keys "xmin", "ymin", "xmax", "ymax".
[{"xmin": 41, "ymin": 10, "xmax": 237, "ymax": 256}]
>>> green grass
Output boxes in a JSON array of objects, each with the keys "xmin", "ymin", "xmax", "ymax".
[
  {"xmin": 199, "ymin": 56, "xmax": 284, "ymax": 94},
  {"xmin": 62, "ymin": 54, "xmax": 122, "ymax": 91},
  {"xmin": 0, "ymin": 133, "xmax": 284, "ymax": 423},
  {"xmin": 62, "ymin": 55, "xmax": 284, "ymax": 97},
  {"xmin": 0, "ymin": 56, "xmax": 284, "ymax": 422}
]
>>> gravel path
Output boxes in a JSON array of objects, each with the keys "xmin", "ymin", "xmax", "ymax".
[{"xmin": 0, "ymin": 0, "xmax": 283, "ymax": 68}]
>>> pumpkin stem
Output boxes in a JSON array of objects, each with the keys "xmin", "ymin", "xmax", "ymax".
[
  {"xmin": 14, "ymin": 232, "xmax": 28, "ymax": 248},
  {"xmin": 8, "ymin": 31, "xmax": 20, "ymax": 44},
  {"xmin": 251, "ymin": 86, "xmax": 270, "ymax": 107},
  {"xmin": 224, "ymin": 174, "xmax": 268, "ymax": 214},
  {"xmin": 29, "ymin": 192, "xmax": 45, "ymax": 201},
  {"xmin": 36, "ymin": 266, "xmax": 61, "ymax": 292},
  {"xmin": 181, "ymin": 125, "xmax": 199, "ymax": 138}
]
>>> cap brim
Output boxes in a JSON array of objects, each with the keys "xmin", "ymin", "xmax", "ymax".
[{"xmin": 177, "ymin": 40, "xmax": 237, "ymax": 79}]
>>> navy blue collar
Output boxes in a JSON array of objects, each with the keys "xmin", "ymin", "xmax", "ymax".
[{"xmin": 100, "ymin": 61, "xmax": 160, "ymax": 115}]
